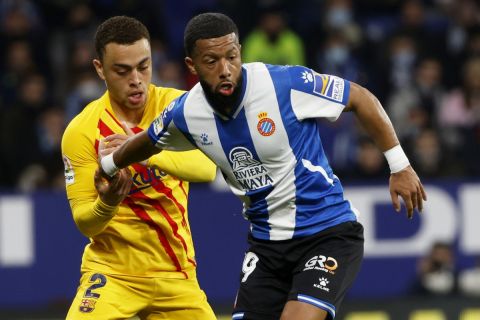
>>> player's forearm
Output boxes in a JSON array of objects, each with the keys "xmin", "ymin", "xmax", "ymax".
[
  {"xmin": 71, "ymin": 197, "xmax": 118, "ymax": 237},
  {"xmin": 347, "ymin": 83, "xmax": 399, "ymax": 151},
  {"xmin": 102, "ymin": 131, "xmax": 160, "ymax": 176},
  {"xmin": 148, "ymin": 150, "xmax": 217, "ymax": 182},
  {"xmin": 347, "ymin": 83, "xmax": 410, "ymax": 173},
  {"xmin": 115, "ymin": 131, "xmax": 159, "ymax": 168}
]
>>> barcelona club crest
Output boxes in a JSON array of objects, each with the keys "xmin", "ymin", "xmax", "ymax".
[
  {"xmin": 257, "ymin": 112, "xmax": 276, "ymax": 136},
  {"xmin": 79, "ymin": 298, "xmax": 96, "ymax": 313}
]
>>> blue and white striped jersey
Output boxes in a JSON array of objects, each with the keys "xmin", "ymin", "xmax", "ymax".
[{"xmin": 148, "ymin": 62, "xmax": 359, "ymax": 240}]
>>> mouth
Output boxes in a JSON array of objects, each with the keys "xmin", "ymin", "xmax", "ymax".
[
  {"xmin": 217, "ymin": 82, "xmax": 234, "ymax": 96},
  {"xmin": 128, "ymin": 91, "xmax": 144, "ymax": 105}
]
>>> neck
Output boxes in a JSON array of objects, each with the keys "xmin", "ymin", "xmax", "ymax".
[{"xmin": 110, "ymin": 99, "xmax": 145, "ymax": 128}]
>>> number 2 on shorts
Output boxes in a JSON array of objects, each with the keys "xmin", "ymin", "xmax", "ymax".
[
  {"xmin": 84, "ymin": 273, "xmax": 107, "ymax": 298},
  {"xmin": 241, "ymin": 252, "xmax": 259, "ymax": 283}
]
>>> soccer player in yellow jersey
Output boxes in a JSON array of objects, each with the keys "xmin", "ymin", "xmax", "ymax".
[{"xmin": 61, "ymin": 16, "xmax": 217, "ymax": 320}]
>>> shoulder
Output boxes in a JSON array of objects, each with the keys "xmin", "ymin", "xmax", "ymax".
[
  {"xmin": 62, "ymin": 97, "xmax": 104, "ymax": 156},
  {"xmin": 245, "ymin": 62, "xmax": 308, "ymax": 80},
  {"xmin": 149, "ymin": 85, "xmax": 185, "ymax": 112}
]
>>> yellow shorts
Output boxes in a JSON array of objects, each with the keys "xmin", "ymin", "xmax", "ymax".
[{"xmin": 66, "ymin": 271, "xmax": 217, "ymax": 320}]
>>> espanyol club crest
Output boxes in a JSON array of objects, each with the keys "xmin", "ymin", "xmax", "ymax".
[{"xmin": 257, "ymin": 112, "xmax": 276, "ymax": 136}]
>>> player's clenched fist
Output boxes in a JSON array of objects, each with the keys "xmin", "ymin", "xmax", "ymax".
[{"xmin": 94, "ymin": 168, "xmax": 132, "ymax": 206}]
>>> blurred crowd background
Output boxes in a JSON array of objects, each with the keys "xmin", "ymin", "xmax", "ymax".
[{"xmin": 0, "ymin": 0, "xmax": 479, "ymax": 191}]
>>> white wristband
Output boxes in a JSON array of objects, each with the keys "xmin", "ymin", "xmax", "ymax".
[
  {"xmin": 384, "ymin": 144, "xmax": 410, "ymax": 173},
  {"xmin": 101, "ymin": 153, "xmax": 119, "ymax": 177}
]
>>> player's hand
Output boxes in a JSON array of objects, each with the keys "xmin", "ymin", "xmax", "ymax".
[
  {"xmin": 389, "ymin": 166, "xmax": 427, "ymax": 219},
  {"xmin": 98, "ymin": 122, "xmax": 147, "ymax": 165},
  {"xmin": 94, "ymin": 167, "xmax": 132, "ymax": 206}
]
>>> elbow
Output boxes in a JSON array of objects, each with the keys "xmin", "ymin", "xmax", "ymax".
[
  {"xmin": 200, "ymin": 162, "xmax": 217, "ymax": 182},
  {"xmin": 73, "ymin": 215, "xmax": 105, "ymax": 238},
  {"xmin": 189, "ymin": 166, "xmax": 217, "ymax": 183},
  {"xmin": 204, "ymin": 166, "xmax": 217, "ymax": 182}
]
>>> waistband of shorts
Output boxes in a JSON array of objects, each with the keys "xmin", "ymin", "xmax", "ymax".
[{"xmin": 81, "ymin": 265, "xmax": 198, "ymax": 280}]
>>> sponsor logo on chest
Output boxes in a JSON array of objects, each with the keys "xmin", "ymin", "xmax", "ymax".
[{"xmin": 229, "ymin": 146, "xmax": 273, "ymax": 191}]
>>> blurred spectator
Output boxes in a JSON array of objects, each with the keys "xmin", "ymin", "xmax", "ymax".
[
  {"xmin": 409, "ymin": 128, "xmax": 450, "ymax": 178},
  {"xmin": 314, "ymin": 30, "xmax": 362, "ymax": 82},
  {"xmin": 322, "ymin": 0, "xmax": 362, "ymax": 46},
  {"xmin": 64, "ymin": 71, "xmax": 103, "ymax": 122},
  {"xmin": 438, "ymin": 57, "xmax": 480, "ymax": 175},
  {"xmin": 395, "ymin": 0, "xmax": 444, "ymax": 56},
  {"xmin": 242, "ymin": 6, "xmax": 305, "ymax": 65},
  {"xmin": 416, "ymin": 241, "xmax": 457, "ymax": 296},
  {"xmin": 439, "ymin": 0, "xmax": 480, "ymax": 88},
  {"xmin": 386, "ymin": 57, "xmax": 444, "ymax": 142},
  {"xmin": 384, "ymin": 33, "xmax": 419, "ymax": 99},
  {"xmin": 348, "ymin": 137, "xmax": 388, "ymax": 180},
  {"xmin": 0, "ymin": 40, "xmax": 37, "ymax": 106},
  {"xmin": 0, "ymin": 72, "xmax": 50, "ymax": 188}
]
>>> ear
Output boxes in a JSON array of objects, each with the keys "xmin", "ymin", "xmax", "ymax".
[
  {"xmin": 185, "ymin": 57, "xmax": 197, "ymax": 75},
  {"xmin": 93, "ymin": 59, "xmax": 105, "ymax": 80}
]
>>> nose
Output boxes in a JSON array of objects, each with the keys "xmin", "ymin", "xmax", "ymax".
[
  {"xmin": 130, "ymin": 69, "xmax": 141, "ymax": 86},
  {"xmin": 219, "ymin": 58, "xmax": 231, "ymax": 79}
]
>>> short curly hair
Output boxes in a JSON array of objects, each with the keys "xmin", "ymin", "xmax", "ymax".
[
  {"xmin": 184, "ymin": 12, "xmax": 239, "ymax": 56},
  {"xmin": 94, "ymin": 16, "xmax": 150, "ymax": 61}
]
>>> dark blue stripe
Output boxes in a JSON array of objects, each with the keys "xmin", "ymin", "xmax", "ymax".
[{"xmin": 213, "ymin": 106, "xmax": 272, "ymax": 240}]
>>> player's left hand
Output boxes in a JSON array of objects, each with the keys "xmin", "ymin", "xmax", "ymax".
[{"xmin": 389, "ymin": 166, "xmax": 427, "ymax": 219}]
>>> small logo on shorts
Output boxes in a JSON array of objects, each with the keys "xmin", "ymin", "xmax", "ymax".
[
  {"xmin": 303, "ymin": 255, "xmax": 338, "ymax": 274},
  {"xmin": 313, "ymin": 277, "xmax": 330, "ymax": 292},
  {"xmin": 79, "ymin": 298, "xmax": 96, "ymax": 313}
]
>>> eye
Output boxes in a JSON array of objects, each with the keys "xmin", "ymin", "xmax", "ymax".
[
  {"xmin": 116, "ymin": 70, "xmax": 127, "ymax": 76},
  {"xmin": 138, "ymin": 65, "xmax": 149, "ymax": 71}
]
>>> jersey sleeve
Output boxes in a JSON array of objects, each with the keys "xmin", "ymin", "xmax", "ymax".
[
  {"xmin": 287, "ymin": 65, "xmax": 351, "ymax": 122},
  {"xmin": 147, "ymin": 150, "xmax": 216, "ymax": 183},
  {"xmin": 62, "ymin": 123, "xmax": 117, "ymax": 238},
  {"xmin": 147, "ymin": 99, "xmax": 196, "ymax": 151}
]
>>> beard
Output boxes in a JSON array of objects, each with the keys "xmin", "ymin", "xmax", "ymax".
[{"xmin": 200, "ymin": 74, "xmax": 243, "ymax": 117}]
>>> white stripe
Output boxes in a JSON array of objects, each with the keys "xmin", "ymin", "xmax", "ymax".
[
  {"xmin": 232, "ymin": 312, "xmax": 244, "ymax": 319},
  {"xmin": 302, "ymin": 159, "xmax": 334, "ymax": 185},
  {"xmin": 244, "ymin": 64, "xmax": 297, "ymax": 240},
  {"xmin": 290, "ymin": 89, "xmax": 345, "ymax": 122},
  {"xmin": 297, "ymin": 294, "xmax": 336, "ymax": 317},
  {"xmin": 0, "ymin": 196, "xmax": 34, "ymax": 266}
]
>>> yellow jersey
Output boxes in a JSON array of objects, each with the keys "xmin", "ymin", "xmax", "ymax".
[{"xmin": 61, "ymin": 84, "xmax": 216, "ymax": 278}]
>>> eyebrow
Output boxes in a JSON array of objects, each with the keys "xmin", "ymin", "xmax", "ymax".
[
  {"xmin": 202, "ymin": 46, "xmax": 239, "ymax": 58},
  {"xmin": 113, "ymin": 57, "xmax": 150, "ymax": 69}
]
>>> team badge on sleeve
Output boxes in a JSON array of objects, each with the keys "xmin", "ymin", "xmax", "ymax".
[
  {"xmin": 152, "ymin": 116, "xmax": 164, "ymax": 136},
  {"xmin": 257, "ymin": 112, "xmax": 276, "ymax": 136},
  {"xmin": 153, "ymin": 101, "xmax": 176, "ymax": 136},
  {"xmin": 62, "ymin": 155, "xmax": 75, "ymax": 185}
]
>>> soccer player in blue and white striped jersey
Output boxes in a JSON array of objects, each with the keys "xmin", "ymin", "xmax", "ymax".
[{"xmin": 100, "ymin": 12, "xmax": 427, "ymax": 320}]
